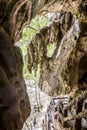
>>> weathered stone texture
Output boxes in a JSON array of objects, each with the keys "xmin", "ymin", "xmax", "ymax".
[
  {"xmin": 0, "ymin": 28, "xmax": 31, "ymax": 130},
  {"xmin": 27, "ymin": 1, "xmax": 87, "ymax": 97}
]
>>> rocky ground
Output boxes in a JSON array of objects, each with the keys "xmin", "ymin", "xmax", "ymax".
[{"xmin": 22, "ymin": 80, "xmax": 51, "ymax": 130}]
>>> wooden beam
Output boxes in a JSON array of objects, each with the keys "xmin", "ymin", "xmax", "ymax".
[{"xmin": 28, "ymin": 25, "xmax": 38, "ymax": 31}]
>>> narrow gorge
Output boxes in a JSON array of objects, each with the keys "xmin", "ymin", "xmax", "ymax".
[{"xmin": 0, "ymin": 0, "xmax": 87, "ymax": 130}]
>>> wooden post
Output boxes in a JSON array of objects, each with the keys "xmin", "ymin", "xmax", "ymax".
[
  {"xmin": 74, "ymin": 99, "xmax": 83, "ymax": 130},
  {"xmin": 63, "ymin": 109, "xmax": 67, "ymax": 127},
  {"xmin": 42, "ymin": 119, "xmax": 45, "ymax": 130},
  {"xmin": 45, "ymin": 113, "xmax": 48, "ymax": 130}
]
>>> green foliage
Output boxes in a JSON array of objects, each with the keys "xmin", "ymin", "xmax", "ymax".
[
  {"xmin": 23, "ymin": 64, "xmax": 40, "ymax": 82},
  {"xmin": 19, "ymin": 15, "xmax": 49, "ymax": 46},
  {"xmin": 16, "ymin": 14, "xmax": 59, "ymax": 82},
  {"xmin": 47, "ymin": 43, "xmax": 56, "ymax": 57},
  {"xmin": 17, "ymin": 15, "xmax": 49, "ymax": 81}
]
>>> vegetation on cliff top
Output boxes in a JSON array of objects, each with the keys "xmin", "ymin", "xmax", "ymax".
[{"xmin": 17, "ymin": 15, "xmax": 55, "ymax": 81}]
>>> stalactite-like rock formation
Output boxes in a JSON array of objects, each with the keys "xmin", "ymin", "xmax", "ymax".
[
  {"xmin": 27, "ymin": 1, "xmax": 87, "ymax": 97},
  {"xmin": 27, "ymin": 11, "xmax": 80, "ymax": 95}
]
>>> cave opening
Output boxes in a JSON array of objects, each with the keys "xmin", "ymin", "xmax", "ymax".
[{"xmin": 0, "ymin": 0, "xmax": 87, "ymax": 130}]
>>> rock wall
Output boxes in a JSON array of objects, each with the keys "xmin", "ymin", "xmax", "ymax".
[
  {"xmin": 27, "ymin": 11, "xmax": 80, "ymax": 95},
  {"xmin": 0, "ymin": 0, "xmax": 53, "ymax": 43},
  {"xmin": 27, "ymin": 1, "xmax": 87, "ymax": 97},
  {"xmin": 0, "ymin": 28, "xmax": 31, "ymax": 130}
]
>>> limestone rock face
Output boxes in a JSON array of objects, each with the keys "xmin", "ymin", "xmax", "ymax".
[
  {"xmin": 27, "ymin": 1, "xmax": 87, "ymax": 96},
  {"xmin": 0, "ymin": 0, "xmax": 53, "ymax": 43},
  {"xmin": 0, "ymin": 28, "xmax": 31, "ymax": 130},
  {"xmin": 27, "ymin": 11, "xmax": 80, "ymax": 95}
]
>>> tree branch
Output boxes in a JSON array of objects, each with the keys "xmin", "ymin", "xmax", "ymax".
[{"xmin": 28, "ymin": 26, "xmax": 38, "ymax": 31}]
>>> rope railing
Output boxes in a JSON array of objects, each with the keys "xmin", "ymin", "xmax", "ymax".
[
  {"xmin": 64, "ymin": 109, "xmax": 87, "ymax": 122},
  {"xmin": 25, "ymin": 92, "xmax": 87, "ymax": 130},
  {"xmin": 62, "ymin": 89, "xmax": 87, "ymax": 129},
  {"xmin": 64, "ymin": 89, "xmax": 87, "ymax": 111},
  {"xmin": 44, "ymin": 92, "xmax": 87, "ymax": 130}
]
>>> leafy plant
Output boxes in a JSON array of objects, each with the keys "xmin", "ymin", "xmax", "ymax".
[{"xmin": 17, "ymin": 15, "xmax": 49, "ymax": 81}]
